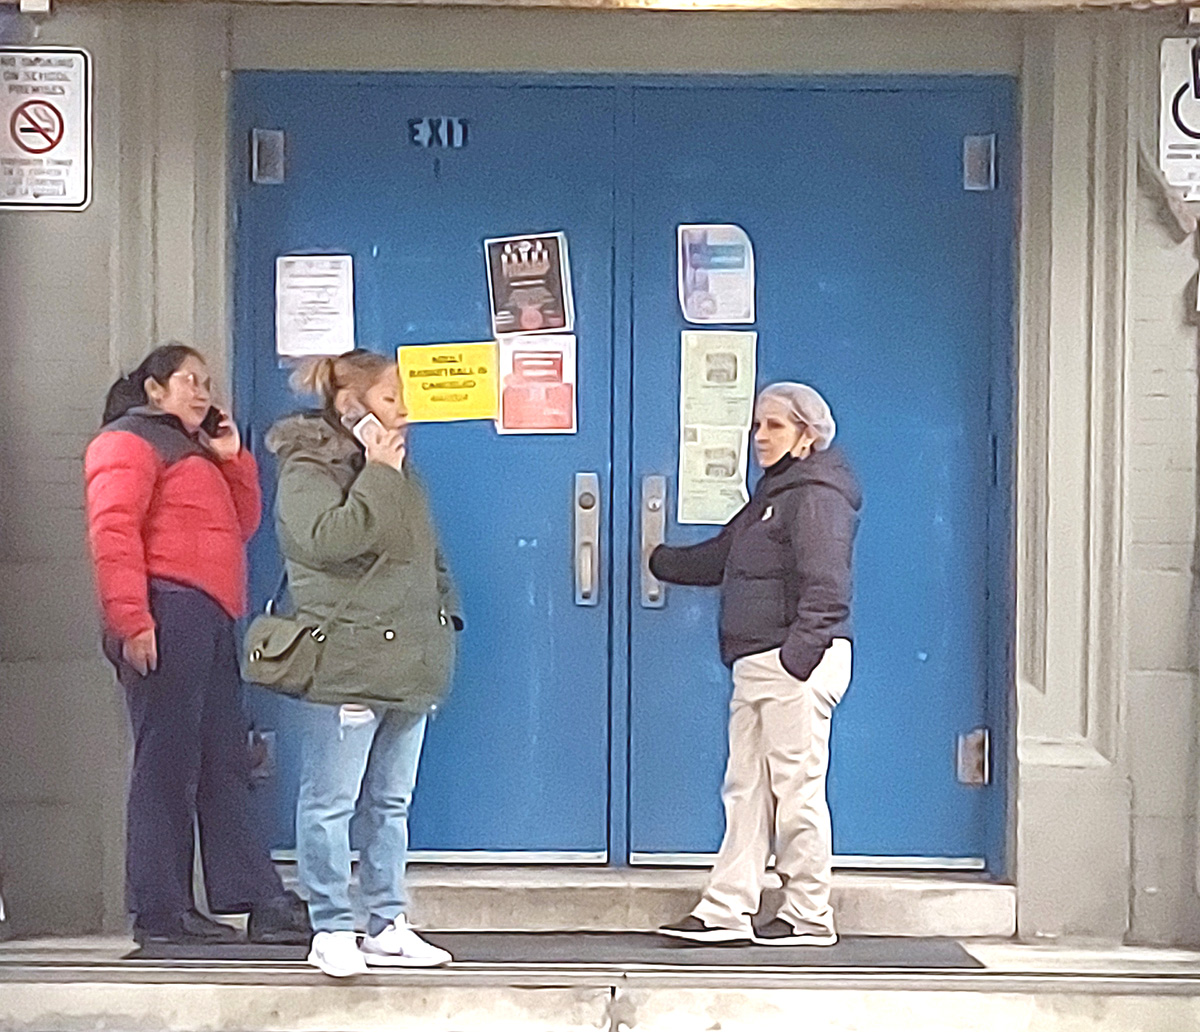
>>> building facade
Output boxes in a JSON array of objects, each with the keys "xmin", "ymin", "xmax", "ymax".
[{"xmin": 0, "ymin": 0, "xmax": 1196, "ymax": 946}]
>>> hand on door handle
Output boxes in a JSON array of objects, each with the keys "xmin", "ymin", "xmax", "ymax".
[{"xmin": 641, "ymin": 475, "xmax": 666, "ymax": 608}]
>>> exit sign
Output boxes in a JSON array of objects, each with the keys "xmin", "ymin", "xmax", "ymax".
[{"xmin": 408, "ymin": 117, "xmax": 468, "ymax": 149}]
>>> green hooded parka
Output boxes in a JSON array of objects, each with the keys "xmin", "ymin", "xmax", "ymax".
[{"xmin": 265, "ymin": 413, "xmax": 458, "ymax": 711}]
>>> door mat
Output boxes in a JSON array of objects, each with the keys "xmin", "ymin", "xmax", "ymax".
[{"xmin": 127, "ymin": 931, "xmax": 981, "ymax": 968}]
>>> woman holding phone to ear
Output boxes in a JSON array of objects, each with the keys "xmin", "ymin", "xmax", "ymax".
[
  {"xmin": 84, "ymin": 343, "xmax": 310, "ymax": 946},
  {"xmin": 266, "ymin": 350, "xmax": 461, "ymax": 978}
]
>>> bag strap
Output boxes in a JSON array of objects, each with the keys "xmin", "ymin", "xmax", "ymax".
[
  {"xmin": 264, "ymin": 552, "xmax": 389, "ymax": 630},
  {"xmin": 318, "ymin": 552, "xmax": 390, "ymax": 632}
]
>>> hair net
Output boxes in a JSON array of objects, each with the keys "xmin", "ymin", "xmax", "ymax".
[{"xmin": 756, "ymin": 382, "xmax": 837, "ymax": 451}]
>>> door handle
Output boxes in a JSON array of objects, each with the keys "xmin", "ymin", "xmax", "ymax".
[
  {"xmin": 641, "ymin": 475, "xmax": 666, "ymax": 608},
  {"xmin": 575, "ymin": 473, "xmax": 600, "ymax": 606}
]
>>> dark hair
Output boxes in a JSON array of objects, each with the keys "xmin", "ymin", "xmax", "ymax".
[{"xmin": 102, "ymin": 343, "xmax": 204, "ymax": 425}]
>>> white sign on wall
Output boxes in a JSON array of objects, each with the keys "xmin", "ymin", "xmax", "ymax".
[
  {"xmin": 1161, "ymin": 39, "xmax": 1200, "ymax": 200},
  {"xmin": 0, "ymin": 47, "xmax": 91, "ymax": 211}
]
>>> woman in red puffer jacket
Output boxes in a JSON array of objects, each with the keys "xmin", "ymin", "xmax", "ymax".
[{"xmin": 84, "ymin": 343, "xmax": 308, "ymax": 947}]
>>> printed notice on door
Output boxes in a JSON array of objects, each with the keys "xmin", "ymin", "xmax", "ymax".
[
  {"xmin": 678, "ymin": 224, "xmax": 755, "ymax": 325},
  {"xmin": 497, "ymin": 335, "xmax": 577, "ymax": 435},
  {"xmin": 678, "ymin": 426, "xmax": 752, "ymax": 526},
  {"xmin": 275, "ymin": 255, "xmax": 356, "ymax": 357},
  {"xmin": 485, "ymin": 231, "xmax": 575, "ymax": 337},
  {"xmin": 677, "ymin": 331, "xmax": 757, "ymax": 525},
  {"xmin": 398, "ymin": 342, "xmax": 499, "ymax": 422},
  {"xmin": 0, "ymin": 47, "xmax": 91, "ymax": 210}
]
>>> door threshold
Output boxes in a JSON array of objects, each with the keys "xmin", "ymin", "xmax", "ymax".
[{"xmin": 630, "ymin": 852, "xmax": 987, "ymax": 872}]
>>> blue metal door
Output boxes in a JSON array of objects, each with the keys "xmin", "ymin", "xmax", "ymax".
[
  {"xmin": 628, "ymin": 82, "xmax": 1013, "ymax": 869},
  {"xmin": 233, "ymin": 74, "xmax": 1013, "ymax": 869},
  {"xmin": 232, "ymin": 76, "xmax": 616, "ymax": 857}
]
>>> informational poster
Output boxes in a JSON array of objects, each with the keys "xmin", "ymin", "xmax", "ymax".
[
  {"xmin": 677, "ymin": 330, "xmax": 758, "ymax": 525},
  {"xmin": 678, "ymin": 224, "xmax": 755, "ymax": 325},
  {"xmin": 0, "ymin": 47, "xmax": 91, "ymax": 211},
  {"xmin": 485, "ymin": 231, "xmax": 575, "ymax": 337},
  {"xmin": 275, "ymin": 255, "xmax": 356, "ymax": 357},
  {"xmin": 398, "ymin": 342, "xmax": 499, "ymax": 422},
  {"xmin": 1160, "ymin": 39, "xmax": 1200, "ymax": 199},
  {"xmin": 497, "ymin": 334, "xmax": 577, "ymax": 435}
]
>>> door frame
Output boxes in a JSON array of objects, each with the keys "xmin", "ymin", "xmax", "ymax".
[{"xmin": 231, "ymin": 70, "xmax": 1017, "ymax": 875}]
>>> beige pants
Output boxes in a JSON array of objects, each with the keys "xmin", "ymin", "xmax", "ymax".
[{"xmin": 692, "ymin": 639, "xmax": 852, "ymax": 935}]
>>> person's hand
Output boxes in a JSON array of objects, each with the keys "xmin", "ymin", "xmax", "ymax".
[
  {"xmin": 206, "ymin": 411, "xmax": 242, "ymax": 463},
  {"xmin": 363, "ymin": 424, "xmax": 406, "ymax": 470},
  {"xmin": 122, "ymin": 629, "xmax": 158, "ymax": 676}
]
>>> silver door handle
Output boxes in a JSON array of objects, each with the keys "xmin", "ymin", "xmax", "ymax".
[
  {"xmin": 641, "ymin": 475, "xmax": 666, "ymax": 608},
  {"xmin": 575, "ymin": 472, "xmax": 600, "ymax": 606}
]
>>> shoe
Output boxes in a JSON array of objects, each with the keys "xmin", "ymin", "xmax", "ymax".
[
  {"xmin": 248, "ymin": 890, "xmax": 312, "ymax": 945},
  {"xmin": 360, "ymin": 916, "xmax": 452, "ymax": 967},
  {"xmin": 308, "ymin": 930, "xmax": 369, "ymax": 977},
  {"xmin": 133, "ymin": 909, "xmax": 242, "ymax": 945},
  {"xmin": 751, "ymin": 918, "xmax": 838, "ymax": 946},
  {"xmin": 658, "ymin": 915, "xmax": 751, "ymax": 944}
]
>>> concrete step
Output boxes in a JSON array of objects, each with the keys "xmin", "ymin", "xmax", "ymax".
[
  {"xmin": 330, "ymin": 865, "xmax": 1017, "ymax": 937},
  {"xmin": 2, "ymin": 937, "xmax": 1200, "ymax": 1032}
]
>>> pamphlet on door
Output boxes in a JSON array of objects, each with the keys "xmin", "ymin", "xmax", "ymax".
[
  {"xmin": 677, "ymin": 330, "xmax": 757, "ymax": 525},
  {"xmin": 677, "ymin": 224, "xmax": 755, "ymax": 325},
  {"xmin": 496, "ymin": 335, "xmax": 578, "ymax": 435},
  {"xmin": 275, "ymin": 255, "xmax": 356, "ymax": 357},
  {"xmin": 484, "ymin": 231, "xmax": 575, "ymax": 337},
  {"xmin": 397, "ymin": 342, "xmax": 499, "ymax": 422}
]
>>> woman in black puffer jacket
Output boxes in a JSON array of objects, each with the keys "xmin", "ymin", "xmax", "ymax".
[{"xmin": 652, "ymin": 382, "xmax": 861, "ymax": 949}]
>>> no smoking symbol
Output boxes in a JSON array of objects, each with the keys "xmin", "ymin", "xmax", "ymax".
[{"xmin": 10, "ymin": 100, "xmax": 64, "ymax": 154}]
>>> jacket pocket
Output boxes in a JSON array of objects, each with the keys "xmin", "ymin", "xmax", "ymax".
[{"xmin": 310, "ymin": 613, "xmax": 455, "ymax": 709}]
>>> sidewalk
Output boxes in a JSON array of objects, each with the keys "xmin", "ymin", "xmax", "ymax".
[{"xmin": 2, "ymin": 934, "xmax": 1200, "ymax": 1031}]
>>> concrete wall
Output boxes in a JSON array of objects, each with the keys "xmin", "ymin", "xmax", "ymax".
[{"xmin": 0, "ymin": 0, "xmax": 1195, "ymax": 944}]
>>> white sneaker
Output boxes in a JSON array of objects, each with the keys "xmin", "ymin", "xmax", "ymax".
[
  {"xmin": 308, "ymin": 930, "xmax": 369, "ymax": 977},
  {"xmin": 360, "ymin": 916, "xmax": 452, "ymax": 967}
]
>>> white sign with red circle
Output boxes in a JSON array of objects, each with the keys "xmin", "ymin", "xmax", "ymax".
[{"xmin": 0, "ymin": 47, "xmax": 91, "ymax": 210}]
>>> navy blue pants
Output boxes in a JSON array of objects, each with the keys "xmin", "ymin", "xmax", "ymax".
[{"xmin": 114, "ymin": 583, "xmax": 282, "ymax": 930}]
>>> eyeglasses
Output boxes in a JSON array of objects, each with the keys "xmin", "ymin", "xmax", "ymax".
[{"xmin": 171, "ymin": 370, "xmax": 212, "ymax": 394}]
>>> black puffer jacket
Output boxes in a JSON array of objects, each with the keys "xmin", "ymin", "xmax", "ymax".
[{"xmin": 650, "ymin": 448, "xmax": 862, "ymax": 681}]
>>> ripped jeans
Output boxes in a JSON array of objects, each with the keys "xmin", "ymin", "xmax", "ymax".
[{"xmin": 294, "ymin": 699, "xmax": 427, "ymax": 933}]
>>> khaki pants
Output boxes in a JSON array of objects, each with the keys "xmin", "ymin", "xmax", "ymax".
[{"xmin": 692, "ymin": 639, "xmax": 852, "ymax": 935}]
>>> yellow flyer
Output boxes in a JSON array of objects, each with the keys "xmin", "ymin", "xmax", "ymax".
[{"xmin": 397, "ymin": 342, "xmax": 499, "ymax": 422}]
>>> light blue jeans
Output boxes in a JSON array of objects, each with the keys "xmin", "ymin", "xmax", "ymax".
[{"xmin": 295, "ymin": 699, "xmax": 427, "ymax": 933}]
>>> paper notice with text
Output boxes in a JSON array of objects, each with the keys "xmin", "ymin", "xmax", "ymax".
[
  {"xmin": 275, "ymin": 255, "xmax": 356, "ymax": 357},
  {"xmin": 677, "ymin": 331, "xmax": 758, "ymax": 525}
]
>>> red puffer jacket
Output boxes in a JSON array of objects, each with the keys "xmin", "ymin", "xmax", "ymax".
[{"xmin": 84, "ymin": 408, "xmax": 262, "ymax": 640}]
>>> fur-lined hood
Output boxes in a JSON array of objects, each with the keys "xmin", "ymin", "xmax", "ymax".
[{"xmin": 264, "ymin": 412, "xmax": 362, "ymax": 466}]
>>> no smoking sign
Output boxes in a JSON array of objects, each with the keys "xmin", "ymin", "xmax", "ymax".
[
  {"xmin": 1161, "ymin": 39, "xmax": 1200, "ymax": 197},
  {"xmin": 0, "ymin": 47, "xmax": 90, "ymax": 210},
  {"xmin": 11, "ymin": 100, "xmax": 64, "ymax": 154}
]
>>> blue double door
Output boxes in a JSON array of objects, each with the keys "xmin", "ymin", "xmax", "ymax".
[{"xmin": 233, "ymin": 74, "xmax": 1014, "ymax": 870}]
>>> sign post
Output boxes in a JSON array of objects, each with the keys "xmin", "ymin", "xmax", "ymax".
[{"xmin": 0, "ymin": 47, "xmax": 91, "ymax": 211}]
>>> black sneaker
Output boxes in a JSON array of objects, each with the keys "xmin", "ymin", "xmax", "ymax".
[
  {"xmin": 658, "ymin": 915, "xmax": 751, "ymax": 943},
  {"xmin": 248, "ymin": 890, "xmax": 312, "ymax": 945},
  {"xmin": 134, "ymin": 909, "xmax": 242, "ymax": 945},
  {"xmin": 751, "ymin": 918, "xmax": 838, "ymax": 946}
]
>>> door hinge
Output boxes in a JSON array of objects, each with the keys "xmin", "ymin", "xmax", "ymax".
[
  {"xmin": 251, "ymin": 128, "xmax": 285, "ymax": 185},
  {"xmin": 963, "ymin": 134, "xmax": 996, "ymax": 192},
  {"xmin": 957, "ymin": 727, "xmax": 991, "ymax": 786}
]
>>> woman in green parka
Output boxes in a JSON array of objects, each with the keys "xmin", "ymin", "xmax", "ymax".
[{"xmin": 265, "ymin": 350, "xmax": 460, "ymax": 978}]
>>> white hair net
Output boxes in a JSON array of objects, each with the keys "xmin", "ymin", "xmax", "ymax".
[{"xmin": 756, "ymin": 382, "xmax": 837, "ymax": 451}]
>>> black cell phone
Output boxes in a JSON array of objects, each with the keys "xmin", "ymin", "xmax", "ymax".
[{"xmin": 200, "ymin": 406, "xmax": 228, "ymax": 438}]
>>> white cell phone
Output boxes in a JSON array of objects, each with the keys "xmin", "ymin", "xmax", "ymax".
[{"xmin": 351, "ymin": 413, "xmax": 385, "ymax": 446}]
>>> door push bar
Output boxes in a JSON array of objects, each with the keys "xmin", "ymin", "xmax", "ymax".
[
  {"xmin": 641, "ymin": 475, "xmax": 666, "ymax": 608},
  {"xmin": 574, "ymin": 472, "xmax": 601, "ymax": 606}
]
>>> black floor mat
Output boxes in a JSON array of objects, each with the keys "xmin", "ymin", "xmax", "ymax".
[{"xmin": 127, "ymin": 931, "xmax": 981, "ymax": 968}]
